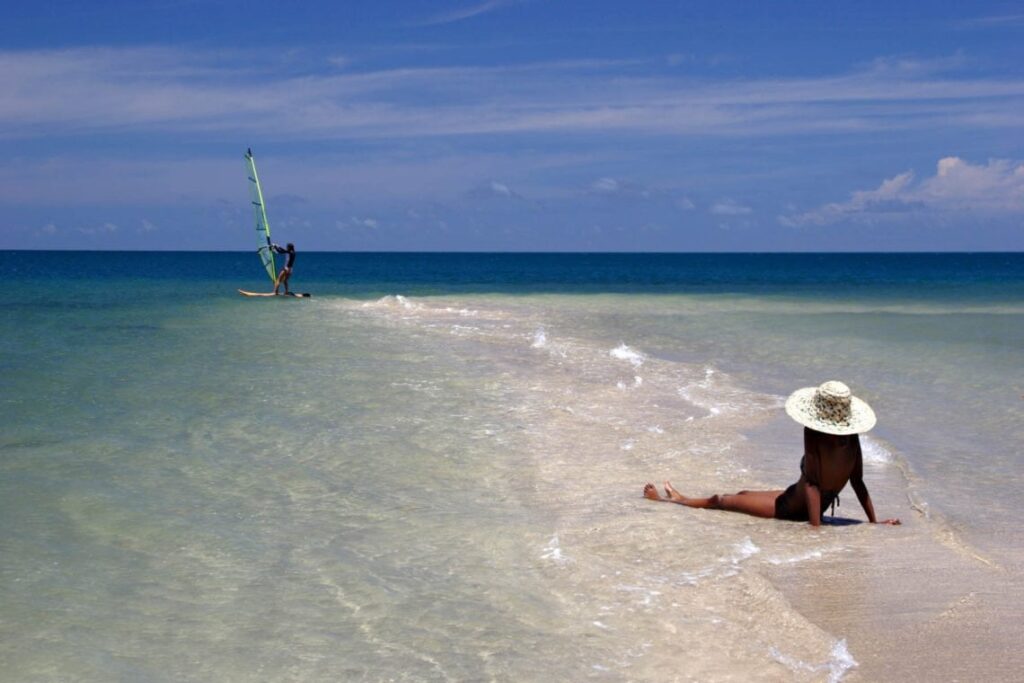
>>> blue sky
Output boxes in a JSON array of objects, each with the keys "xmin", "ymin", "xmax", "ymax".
[{"xmin": 2, "ymin": 0, "xmax": 1023, "ymax": 251}]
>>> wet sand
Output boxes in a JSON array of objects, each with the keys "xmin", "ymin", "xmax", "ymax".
[
  {"xmin": 746, "ymin": 418, "xmax": 1024, "ymax": 682},
  {"xmin": 768, "ymin": 529, "xmax": 1023, "ymax": 681}
]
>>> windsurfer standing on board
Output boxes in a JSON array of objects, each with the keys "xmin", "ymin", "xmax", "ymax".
[{"xmin": 271, "ymin": 242, "xmax": 296, "ymax": 295}]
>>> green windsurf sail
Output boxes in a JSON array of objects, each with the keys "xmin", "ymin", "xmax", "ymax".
[{"xmin": 245, "ymin": 148, "xmax": 276, "ymax": 283}]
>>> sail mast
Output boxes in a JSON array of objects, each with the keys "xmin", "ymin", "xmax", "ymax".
[{"xmin": 245, "ymin": 148, "xmax": 276, "ymax": 283}]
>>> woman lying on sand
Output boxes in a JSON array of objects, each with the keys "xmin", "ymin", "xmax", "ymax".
[{"xmin": 644, "ymin": 381, "xmax": 901, "ymax": 526}]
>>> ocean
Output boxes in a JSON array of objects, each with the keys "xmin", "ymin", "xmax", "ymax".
[{"xmin": 3, "ymin": 252, "xmax": 1023, "ymax": 681}]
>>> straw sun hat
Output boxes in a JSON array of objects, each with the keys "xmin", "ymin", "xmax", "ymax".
[{"xmin": 784, "ymin": 381, "xmax": 876, "ymax": 435}]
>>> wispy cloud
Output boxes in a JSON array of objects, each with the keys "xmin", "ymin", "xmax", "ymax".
[
  {"xmin": 2, "ymin": 47, "xmax": 1023, "ymax": 143},
  {"xmin": 337, "ymin": 216, "xmax": 379, "ymax": 230},
  {"xmin": 780, "ymin": 157, "xmax": 1024, "ymax": 226},
  {"xmin": 710, "ymin": 200, "xmax": 752, "ymax": 216},
  {"xmin": 0, "ymin": 149, "xmax": 558, "ymax": 206},
  {"xmin": 78, "ymin": 221, "xmax": 119, "ymax": 235},
  {"xmin": 958, "ymin": 14, "xmax": 1024, "ymax": 28},
  {"xmin": 589, "ymin": 177, "xmax": 653, "ymax": 199},
  {"xmin": 415, "ymin": 0, "xmax": 520, "ymax": 26},
  {"xmin": 466, "ymin": 180, "xmax": 525, "ymax": 200}
]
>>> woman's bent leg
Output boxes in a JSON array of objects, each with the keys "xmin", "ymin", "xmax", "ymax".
[{"xmin": 716, "ymin": 490, "xmax": 782, "ymax": 518}]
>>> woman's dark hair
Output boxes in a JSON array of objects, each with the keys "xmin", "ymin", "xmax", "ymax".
[{"xmin": 286, "ymin": 243, "xmax": 295, "ymax": 251}]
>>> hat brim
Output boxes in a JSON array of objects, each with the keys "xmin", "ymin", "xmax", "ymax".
[{"xmin": 784, "ymin": 387, "xmax": 876, "ymax": 435}]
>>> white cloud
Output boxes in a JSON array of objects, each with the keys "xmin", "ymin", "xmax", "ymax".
[
  {"xmin": 488, "ymin": 181, "xmax": 513, "ymax": 197},
  {"xmin": 0, "ymin": 150, "xmax": 538, "ymax": 206},
  {"xmin": 139, "ymin": 218, "xmax": 158, "ymax": 233},
  {"xmin": 918, "ymin": 156, "xmax": 1024, "ymax": 210},
  {"xmin": 415, "ymin": 0, "xmax": 518, "ymax": 26},
  {"xmin": 466, "ymin": 180, "xmax": 525, "ymax": 200},
  {"xmin": 959, "ymin": 14, "xmax": 1024, "ymax": 28},
  {"xmin": 78, "ymin": 222, "xmax": 119, "ymax": 235},
  {"xmin": 1, "ymin": 47, "xmax": 1023, "ymax": 142},
  {"xmin": 711, "ymin": 200, "xmax": 752, "ymax": 215},
  {"xmin": 336, "ymin": 216, "xmax": 379, "ymax": 230},
  {"xmin": 589, "ymin": 177, "xmax": 652, "ymax": 199},
  {"xmin": 38, "ymin": 222, "xmax": 58, "ymax": 235},
  {"xmin": 781, "ymin": 157, "xmax": 1024, "ymax": 226}
]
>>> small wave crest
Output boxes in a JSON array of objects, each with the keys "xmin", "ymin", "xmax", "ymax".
[
  {"xmin": 610, "ymin": 343, "xmax": 645, "ymax": 368},
  {"xmin": 614, "ymin": 583, "xmax": 662, "ymax": 607},
  {"xmin": 362, "ymin": 294, "xmax": 423, "ymax": 311},
  {"xmin": 677, "ymin": 366, "xmax": 782, "ymax": 420},
  {"xmin": 860, "ymin": 435, "xmax": 893, "ymax": 466},
  {"xmin": 616, "ymin": 375, "xmax": 644, "ymax": 390},
  {"xmin": 441, "ymin": 305, "xmax": 478, "ymax": 317},
  {"xmin": 765, "ymin": 545, "xmax": 851, "ymax": 565},
  {"xmin": 680, "ymin": 538, "xmax": 761, "ymax": 585},
  {"xmin": 677, "ymin": 367, "xmax": 725, "ymax": 417},
  {"xmin": 728, "ymin": 538, "xmax": 761, "ymax": 563},
  {"xmin": 362, "ymin": 296, "xmax": 480, "ymax": 319},
  {"xmin": 531, "ymin": 326, "xmax": 547, "ymax": 348},
  {"xmin": 392, "ymin": 294, "xmax": 419, "ymax": 310},
  {"xmin": 541, "ymin": 534, "xmax": 570, "ymax": 565},
  {"xmin": 770, "ymin": 638, "xmax": 858, "ymax": 682}
]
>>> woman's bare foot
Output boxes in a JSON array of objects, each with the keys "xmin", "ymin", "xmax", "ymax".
[
  {"xmin": 643, "ymin": 483, "xmax": 663, "ymax": 501},
  {"xmin": 663, "ymin": 481, "xmax": 686, "ymax": 503}
]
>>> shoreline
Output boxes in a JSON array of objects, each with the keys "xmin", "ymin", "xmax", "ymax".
[
  {"xmin": 765, "ymin": 524, "xmax": 1023, "ymax": 681},
  {"xmin": 740, "ymin": 414, "xmax": 1020, "ymax": 681},
  {"xmin": 358, "ymin": 290, "xmax": 1024, "ymax": 680}
]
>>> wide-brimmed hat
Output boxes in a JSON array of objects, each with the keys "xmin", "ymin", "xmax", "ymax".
[{"xmin": 784, "ymin": 381, "xmax": 876, "ymax": 435}]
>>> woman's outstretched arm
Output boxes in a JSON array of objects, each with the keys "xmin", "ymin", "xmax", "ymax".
[
  {"xmin": 803, "ymin": 480, "xmax": 822, "ymax": 527},
  {"xmin": 850, "ymin": 439, "xmax": 901, "ymax": 525},
  {"xmin": 801, "ymin": 429, "xmax": 823, "ymax": 526}
]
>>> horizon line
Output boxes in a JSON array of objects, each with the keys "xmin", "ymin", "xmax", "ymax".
[{"xmin": 4, "ymin": 248, "xmax": 1023, "ymax": 255}]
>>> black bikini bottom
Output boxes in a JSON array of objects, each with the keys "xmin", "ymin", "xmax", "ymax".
[{"xmin": 774, "ymin": 484, "xmax": 838, "ymax": 521}]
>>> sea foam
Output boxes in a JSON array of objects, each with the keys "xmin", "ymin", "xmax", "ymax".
[
  {"xmin": 610, "ymin": 343, "xmax": 645, "ymax": 368},
  {"xmin": 531, "ymin": 326, "xmax": 547, "ymax": 348},
  {"xmin": 541, "ymin": 534, "xmax": 570, "ymax": 565},
  {"xmin": 769, "ymin": 638, "xmax": 858, "ymax": 682},
  {"xmin": 860, "ymin": 436, "xmax": 894, "ymax": 466}
]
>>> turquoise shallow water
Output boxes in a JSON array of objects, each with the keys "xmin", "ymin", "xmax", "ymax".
[{"xmin": 2, "ymin": 252, "xmax": 1023, "ymax": 680}]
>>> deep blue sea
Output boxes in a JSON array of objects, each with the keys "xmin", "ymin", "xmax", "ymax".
[
  {"xmin": 12, "ymin": 251, "xmax": 1024, "ymax": 296},
  {"xmin": 4, "ymin": 251, "xmax": 1023, "ymax": 681}
]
